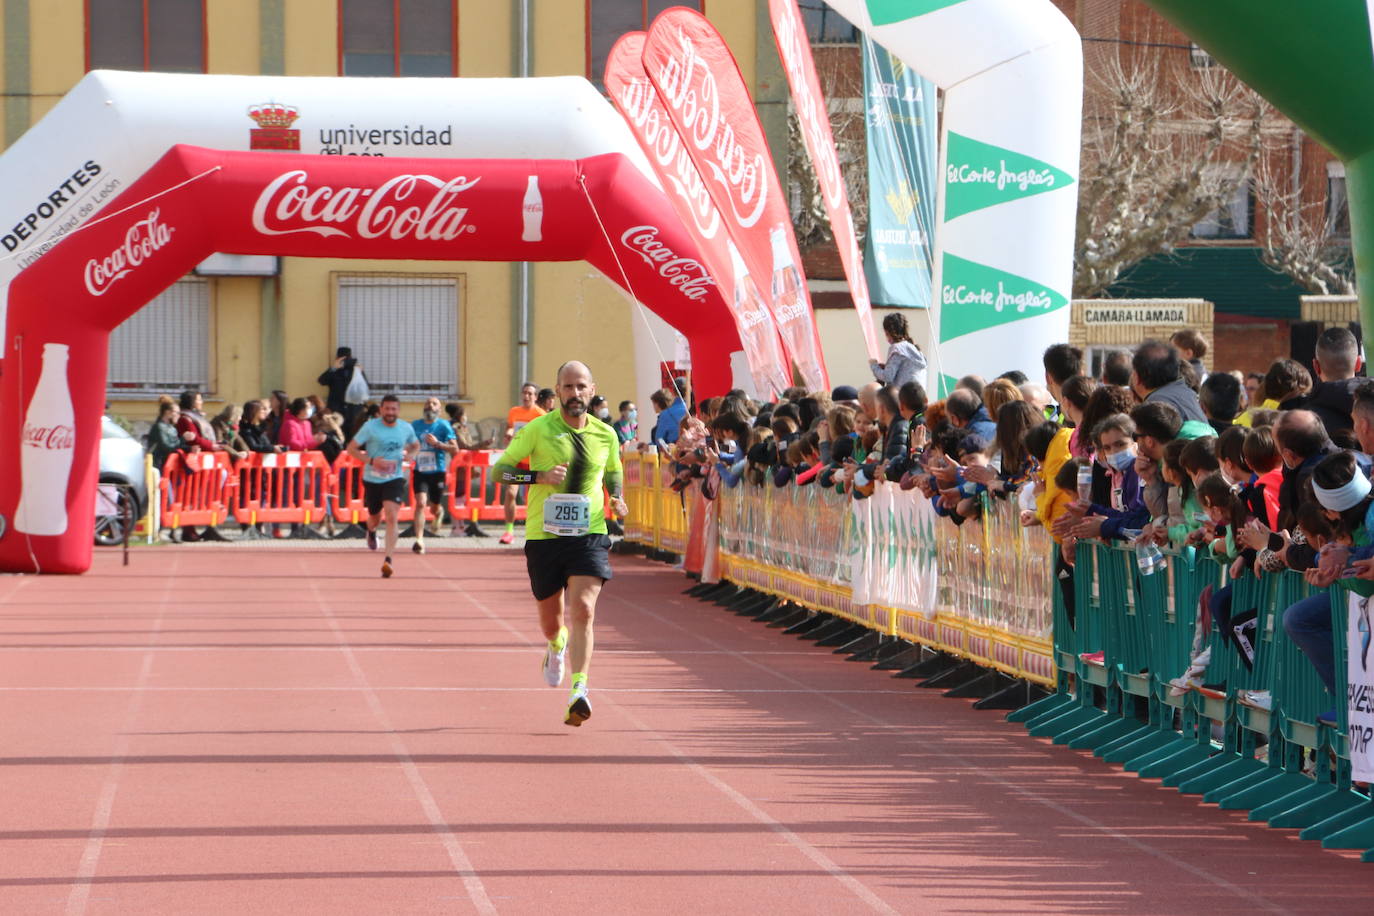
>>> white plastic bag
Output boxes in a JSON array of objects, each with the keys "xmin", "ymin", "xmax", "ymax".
[{"xmin": 344, "ymin": 365, "xmax": 369, "ymax": 404}]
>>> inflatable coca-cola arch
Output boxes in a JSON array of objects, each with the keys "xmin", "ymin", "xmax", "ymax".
[{"xmin": 0, "ymin": 144, "xmax": 742, "ymax": 574}]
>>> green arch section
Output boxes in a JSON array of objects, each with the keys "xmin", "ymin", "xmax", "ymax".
[{"xmin": 1145, "ymin": 0, "xmax": 1374, "ymax": 329}]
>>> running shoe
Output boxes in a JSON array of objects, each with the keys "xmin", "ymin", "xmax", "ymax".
[
  {"xmin": 564, "ymin": 686, "xmax": 592, "ymax": 727},
  {"xmin": 498, "ymin": 531, "xmax": 515, "ymax": 545},
  {"xmin": 366, "ymin": 530, "xmax": 378, "ymax": 551},
  {"xmin": 381, "ymin": 557, "xmax": 393, "ymax": 578},
  {"xmin": 412, "ymin": 541, "xmax": 425, "ymax": 555},
  {"xmin": 542, "ymin": 626, "xmax": 569, "ymax": 687}
]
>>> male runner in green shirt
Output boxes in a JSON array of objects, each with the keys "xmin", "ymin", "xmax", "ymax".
[{"xmin": 493, "ymin": 360, "xmax": 628, "ymax": 726}]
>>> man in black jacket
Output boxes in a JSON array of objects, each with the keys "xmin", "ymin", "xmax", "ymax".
[
  {"xmin": 1306, "ymin": 326, "xmax": 1363, "ymax": 437},
  {"xmin": 318, "ymin": 346, "xmax": 365, "ymax": 435}
]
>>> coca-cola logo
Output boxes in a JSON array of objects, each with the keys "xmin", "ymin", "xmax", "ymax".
[
  {"xmin": 652, "ymin": 28, "xmax": 769, "ymax": 229},
  {"xmin": 620, "ymin": 226, "xmax": 716, "ymax": 301},
  {"xmin": 22, "ymin": 423, "xmax": 75, "ymax": 450},
  {"xmin": 83, "ymin": 209, "xmax": 173, "ymax": 297},
  {"xmin": 252, "ymin": 170, "xmax": 479, "ymax": 241},
  {"xmin": 773, "ymin": 1, "xmax": 843, "ymax": 210},
  {"xmin": 618, "ymin": 75, "xmax": 722, "ymax": 240}
]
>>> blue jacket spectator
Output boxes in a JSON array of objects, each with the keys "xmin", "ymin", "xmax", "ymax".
[
  {"xmin": 649, "ymin": 385, "xmax": 687, "ymax": 446},
  {"xmin": 946, "ymin": 388, "xmax": 996, "ymax": 442}
]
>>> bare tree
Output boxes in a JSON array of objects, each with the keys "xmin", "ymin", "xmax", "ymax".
[
  {"xmin": 1074, "ymin": 51, "xmax": 1273, "ymax": 298},
  {"xmin": 1252, "ymin": 150, "xmax": 1355, "ymax": 295},
  {"xmin": 787, "ymin": 48, "xmax": 869, "ymax": 250}
]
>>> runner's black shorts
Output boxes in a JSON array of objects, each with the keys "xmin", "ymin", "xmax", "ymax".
[
  {"xmin": 412, "ymin": 471, "xmax": 446, "ymax": 503},
  {"xmin": 524, "ymin": 534, "xmax": 614, "ymax": 601},
  {"xmin": 363, "ymin": 478, "xmax": 408, "ymax": 515}
]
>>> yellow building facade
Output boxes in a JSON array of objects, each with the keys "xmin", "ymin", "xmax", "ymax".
[{"xmin": 1, "ymin": 0, "xmax": 775, "ymax": 425}]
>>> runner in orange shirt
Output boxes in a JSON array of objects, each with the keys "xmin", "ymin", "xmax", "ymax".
[{"xmin": 501, "ymin": 382, "xmax": 545, "ymax": 544}]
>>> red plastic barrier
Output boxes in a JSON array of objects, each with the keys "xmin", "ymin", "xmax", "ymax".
[
  {"xmin": 159, "ymin": 451, "xmax": 237, "ymax": 529},
  {"xmin": 234, "ymin": 451, "xmax": 334, "ymax": 526},
  {"xmin": 331, "ymin": 453, "xmax": 424, "ymax": 525},
  {"xmin": 448, "ymin": 450, "xmax": 528, "ymax": 524}
]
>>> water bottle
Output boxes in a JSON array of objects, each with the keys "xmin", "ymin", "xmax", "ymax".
[
  {"xmin": 1076, "ymin": 462, "xmax": 1093, "ymax": 502},
  {"xmin": 1135, "ymin": 541, "xmax": 1164, "ymax": 576}
]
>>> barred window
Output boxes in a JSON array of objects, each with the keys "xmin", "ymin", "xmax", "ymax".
[
  {"xmin": 340, "ymin": 0, "xmax": 457, "ymax": 76},
  {"xmin": 587, "ymin": 0, "xmax": 702, "ymax": 90},
  {"xmin": 107, "ymin": 277, "xmax": 211, "ymax": 395},
  {"xmin": 87, "ymin": 0, "xmax": 206, "ymax": 73},
  {"xmin": 336, "ymin": 274, "xmax": 461, "ymax": 396},
  {"xmin": 799, "ymin": 0, "xmax": 859, "ymax": 43}
]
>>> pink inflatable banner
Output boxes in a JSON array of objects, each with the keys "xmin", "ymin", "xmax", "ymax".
[
  {"xmin": 642, "ymin": 7, "xmax": 830, "ymax": 391},
  {"xmin": 769, "ymin": 0, "xmax": 882, "ymax": 361},
  {"xmin": 605, "ymin": 32, "xmax": 791, "ymax": 398},
  {"xmin": 0, "ymin": 145, "xmax": 743, "ymax": 574}
]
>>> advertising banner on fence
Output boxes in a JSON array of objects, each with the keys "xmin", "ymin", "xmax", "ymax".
[
  {"xmin": 860, "ymin": 34, "xmax": 937, "ymax": 311},
  {"xmin": 769, "ymin": 0, "xmax": 881, "ymax": 360},
  {"xmin": 643, "ymin": 7, "xmax": 830, "ymax": 391},
  {"xmin": 1349, "ymin": 593, "xmax": 1374, "ymax": 783},
  {"xmin": 605, "ymin": 33, "xmax": 791, "ymax": 398}
]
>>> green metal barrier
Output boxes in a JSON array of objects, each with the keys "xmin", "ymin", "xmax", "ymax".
[{"xmin": 1018, "ymin": 541, "xmax": 1373, "ymax": 860}]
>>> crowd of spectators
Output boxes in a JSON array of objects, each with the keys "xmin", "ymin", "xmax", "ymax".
[{"xmin": 645, "ymin": 315, "xmax": 1369, "ymax": 727}]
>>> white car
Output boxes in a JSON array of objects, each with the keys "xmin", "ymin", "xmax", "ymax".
[{"xmin": 96, "ymin": 416, "xmax": 148, "ymax": 545}]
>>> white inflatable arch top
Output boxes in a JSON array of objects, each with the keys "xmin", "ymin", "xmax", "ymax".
[
  {"xmin": 824, "ymin": 0, "xmax": 1082, "ymax": 391},
  {"xmin": 0, "ymin": 71, "xmax": 667, "ymax": 338}
]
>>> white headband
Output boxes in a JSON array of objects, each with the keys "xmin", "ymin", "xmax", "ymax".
[{"xmin": 1313, "ymin": 467, "xmax": 1372, "ymax": 512}]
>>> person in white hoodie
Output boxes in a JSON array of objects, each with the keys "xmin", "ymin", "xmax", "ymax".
[{"xmin": 869, "ymin": 312, "xmax": 928, "ymax": 389}]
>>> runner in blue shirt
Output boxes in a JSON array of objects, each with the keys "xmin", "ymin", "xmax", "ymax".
[
  {"xmin": 347, "ymin": 394, "xmax": 419, "ymax": 578},
  {"xmin": 410, "ymin": 396, "xmax": 457, "ymax": 555}
]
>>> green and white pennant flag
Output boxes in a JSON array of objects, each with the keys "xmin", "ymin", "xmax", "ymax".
[
  {"xmin": 865, "ymin": 0, "xmax": 968, "ymax": 25},
  {"xmin": 939, "ymin": 253, "xmax": 1068, "ymax": 342},
  {"xmin": 943, "ymin": 132, "xmax": 1075, "ymax": 220}
]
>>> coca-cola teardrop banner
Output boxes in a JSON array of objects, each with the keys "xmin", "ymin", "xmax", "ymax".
[
  {"xmin": 769, "ymin": 0, "xmax": 882, "ymax": 362},
  {"xmin": 642, "ymin": 7, "xmax": 830, "ymax": 392},
  {"xmin": 0, "ymin": 145, "xmax": 742, "ymax": 574},
  {"xmin": 821, "ymin": 0, "xmax": 1081, "ymax": 391},
  {"xmin": 605, "ymin": 32, "xmax": 791, "ymax": 399}
]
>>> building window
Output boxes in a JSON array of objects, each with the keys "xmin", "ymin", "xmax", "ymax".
[
  {"xmin": 799, "ymin": 0, "xmax": 858, "ymax": 43},
  {"xmin": 1191, "ymin": 176, "xmax": 1253, "ymax": 240},
  {"xmin": 336, "ymin": 274, "xmax": 461, "ymax": 396},
  {"xmin": 587, "ymin": 0, "xmax": 702, "ymax": 90},
  {"xmin": 1328, "ymin": 161, "xmax": 1351, "ymax": 239},
  {"xmin": 87, "ymin": 0, "xmax": 206, "ymax": 72},
  {"xmin": 340, "ymin": 0, "xmax": 457, "ymax": 77},
  {"xmin": 107, "ymin": 277, "xmax": 211, "ymax": 395}
]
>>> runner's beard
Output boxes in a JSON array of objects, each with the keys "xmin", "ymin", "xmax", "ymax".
[{"xmin": 562, "ymin": 398, "xmax": 586, "ymax": 417}]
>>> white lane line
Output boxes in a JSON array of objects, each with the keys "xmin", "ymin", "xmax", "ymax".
[
  {"xmin": 429, "ymin": 564, "xmax": 898, "ymax": 916},
  {"xmin": 630, "ymin": 595, "xmax": 1295, "ymax": 916},
  {"xmin": 64, "ymin": 556, "xmax": 177, "ymax": 916},
  {"xmin": 306, "ymin": 574, "xmax": 494, "ymax": 915}
]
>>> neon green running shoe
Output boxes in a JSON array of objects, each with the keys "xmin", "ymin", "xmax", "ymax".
[{"xmin": 564, "ymin": 684, "xmax": 591, "ymax": 727}]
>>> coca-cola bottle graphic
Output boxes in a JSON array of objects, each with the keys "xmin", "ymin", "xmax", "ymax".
[
  {"xmin": 768, "ymin": 225, "xmax": 806, "ymax": 324},
  {"xmin": 15, "ymin": 343, "xmax": 75, "ymax": 536},
  {"xmin": 521, "ymin": 175, "xmax": 543, "ymax": 242}
]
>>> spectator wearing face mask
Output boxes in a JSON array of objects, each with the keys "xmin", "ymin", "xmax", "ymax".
[
  {"xmin": 1058, "ymin": 413, "xmax": 1146, "ymax": 542},
  {"xmin": 613, "ymin": 400, "xmax": 638, "ymax": 444},
  {"xmin": 278, "ymin": 397, "xmax": 325, "ymax": 451},
  {"xmin": 589, "ymin": 395, "xmax": 613, "ymax": 424}
]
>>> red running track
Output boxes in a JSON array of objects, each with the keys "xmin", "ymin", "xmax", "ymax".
[{"xmin": 0, "ymin": 547, "xmax": 1368, "ymax": 914}]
